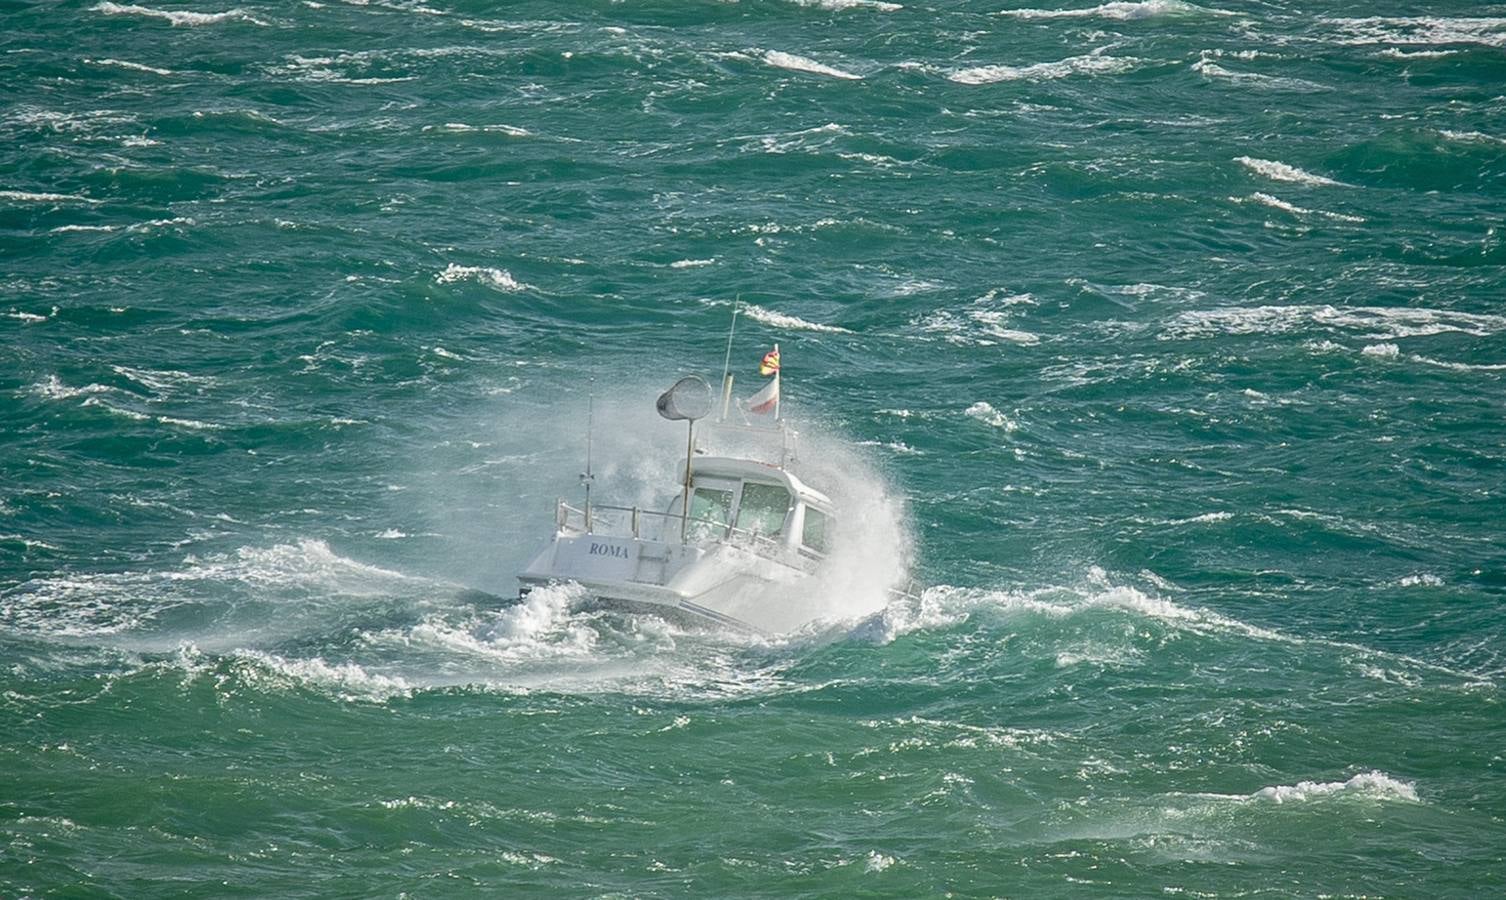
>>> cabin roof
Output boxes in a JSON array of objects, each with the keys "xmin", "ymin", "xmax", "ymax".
[{"xmin": 684, "ymin": 456, "xmax": 833, "ymax": 511}]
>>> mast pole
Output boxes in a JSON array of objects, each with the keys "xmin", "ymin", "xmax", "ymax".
[
  {"xmin": 581, "ymin": 388, "xmax": 595, "ymax": 531},
  {"xmin": 680, "ymin": 420, "xmax": 695, "ymax": 542},
  {"xmin": 719, "ymin": 297, "xmax": 739, "ymax": 421}
]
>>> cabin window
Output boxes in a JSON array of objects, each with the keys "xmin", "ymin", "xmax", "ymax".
[
  {"xmin": 735, "ymin": 482, "xmax": 790, "ymax": 537},
  {"xmin": 802, "ymin": 508, "xmax": 829, "ymax": 554},
  {"xmin": 689, "ymin": 487, "xmax": 734, "ymax": 533}
]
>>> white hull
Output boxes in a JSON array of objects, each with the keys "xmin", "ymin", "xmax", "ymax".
[{"xmin": 517, "ymin": 530, "xmax": 815, "ymax": 633}]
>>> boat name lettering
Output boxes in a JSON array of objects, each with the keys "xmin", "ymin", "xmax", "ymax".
[{"xmin": 589, "ymin": 542, "xmax": 630, "ymax": 559}]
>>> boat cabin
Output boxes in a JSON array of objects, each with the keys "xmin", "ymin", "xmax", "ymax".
[{"xmin": 676, "ymin": 456, "xmax": 833, "ymax": 558}]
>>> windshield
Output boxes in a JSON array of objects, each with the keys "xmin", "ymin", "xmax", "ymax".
[
  {"xmin": 688, "ymin": 487, "xmax": 733, "ymax": 538},
  {"xmin": 735, "ymin": 482, "xmax": 791, "ymax": 538},
  {"xmin": 802, "ymin": 507, "xmax": 829, "ymax": 554}
]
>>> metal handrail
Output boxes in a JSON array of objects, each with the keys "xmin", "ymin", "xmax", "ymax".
[{"xmin": 555, "ymin": 499, "xmax": 799, "ymax": 559}]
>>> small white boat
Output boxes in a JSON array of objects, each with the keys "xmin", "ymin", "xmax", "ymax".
[{"xmin": 517, "ymin": 334, "xmax": 842, "ymax": 633}]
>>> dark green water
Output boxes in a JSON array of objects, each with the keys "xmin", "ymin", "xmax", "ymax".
[{"xmin": 3, "ymin": 0, "xmax": 1504, "ymax": 895}]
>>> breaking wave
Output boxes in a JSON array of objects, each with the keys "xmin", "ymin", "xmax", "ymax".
[
  {"xmin": 998, "ymin": 1, "xmax": 1230, "ymax": 20},
  {"xmin": 435, "ymin": 263, "xmax": 530, "ymax": 292},
  {"xmin": 92, "ymin": 2, "xmax": 268, "ymax": 26},
  {"xmin": 761, "ymin": 50, "xmax": 863, "ymax": 80},
  {"xmin": 1160, "ymin": 304, "xmax": 1506, "ymax": 340},
  {"xmin": 1250, "ymin": 771, "xmax": 1419, "ymax": 804},
  {"xmin": 789, "ymin": 0, "xmax": 901, "ymax": 12},
  {"xmin": 1235, "ymin": 156, "xmax": 1346, "ymax": 187},
  {"xmin": 951, "ymin": 54, "xmax": 1141, "ymax": 84}
]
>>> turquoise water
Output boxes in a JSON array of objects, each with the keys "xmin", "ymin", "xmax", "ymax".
[{"xmin": 4, "ymin": 0, "xmax": 1505, "ymax": 895}]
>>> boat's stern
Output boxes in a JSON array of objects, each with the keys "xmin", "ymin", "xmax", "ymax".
[{"xmin": 517, "ymin": 528, "xmax": 706, "ymax": 608}]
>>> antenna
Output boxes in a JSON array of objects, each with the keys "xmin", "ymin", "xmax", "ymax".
[
  {"xmin": 719, "ymin": 297, "xmax": 739, "ymax": 421},
  {"xmin": 581, "ymin": 385, "xmax": 594, "ymax": 531}
]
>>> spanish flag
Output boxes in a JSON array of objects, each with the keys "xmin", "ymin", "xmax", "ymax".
[{"xmin": 758, "ymin": 345, "xmax": 780, "ymax": 376}]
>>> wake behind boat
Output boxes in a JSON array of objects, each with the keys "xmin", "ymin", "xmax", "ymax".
[{"xmin": 517, "ymin": 331, "xmax": 850, "ymax": 633}]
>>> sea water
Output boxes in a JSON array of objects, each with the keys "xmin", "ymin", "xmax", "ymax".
[{"xmin": 2, "ymin": 1, "xmax": 1504, "ymax": 895}]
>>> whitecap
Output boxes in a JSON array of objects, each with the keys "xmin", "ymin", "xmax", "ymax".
[
  {"xmin": 1253, "ymin": 771, "xmax": 1419, "ymax": 804},
  {"xmin": 1233, "ymin": 192, "xmax": 1364, "ymax": 223},
  {"xmin": 0, "ymin": 539, "xmax": 420, "ymax": 640},
  {"xmin": 915, "ymin": 308, "xmax": 1039, "ymax": 347},
  {"xmin": 1361, "ymin": 342, "xmax": 1399, "ymax": 357},
  {"xmin": 1406, "ymin": 355, "xmax": 1506, "ymax": 372},
  {"xmin": 6, "ymin": 309, "xmax": 53, "ymax": 323},
  {"xmin": 997, "ymin": 1, "xmax": 1232, "ymax": 20},
  {"xmin": 52, "ymin": 216, "xmax": 197, "ymax": 235},
  {"xmin": 31, "ymin": 376, "xmax": 112, "ymax": 400},
  {"xmin": 0, "ymin": 190, "xmax": 101, "ymax": 205},
  {"xmin": 973, "ymin": 315, "xmax": 1038, "ymax": 344},
  {"xmin": 1322, "ymin": 16, "xmax": 1506, "ymax": 49},
  {"xmin": 231, "ymin": 650, "xmax": 413, "ymax": 702},
  {"xmin": 1376, "ymin": 48, "xmax": 1460, "ymax": 59},
  {"xmin": 85, "ymin": 58, "xmax": 175, "ymax": 76},
  {"xmin": 1055, "ymin": 643, "xmax": 1144, "ymax": 668},
  {"xmin": 1235, "ymin": 156, "xmax": 1345, "ymax": 187},
  {"xmin": 866, "ymin": 579, "xmax": 1277, "ymax": 646},
  {"xmin": 1191, "ymin": 58, "xmax": 1327, "ymax": 91},
  {"xmin": 1170, "ymin": 511, "xmax": 1233, "ymax": 524},
  {"xmin": 1439, "ymin": 129, "xmax": 1506, "ymax": 146},
  {"xmin": 669, "ymin": 258, "xmax": 716, "ymax": 269},
  {"xmin": 1163, "ymin": 304, "xmax": 1506, "ymax": 340},
  {"xmin": 789, "ymin": 0, "xmax": 901, "ymax": 10},
  {"xmin": 155, "ymin": 415, "xmax": 223, "ymax": 431},
  {"xmin": 109, "ymin": 364, "xmax": 216, "ymax": 393},
  {"xmin": 92, "ymin": 2, "xmax": 268, "ymax": 26},
  {"xmin": 1398, "ymin": 573, "xmax": 1444, "ymax": 587},
  {"xmin": 435, "ymin": 263, "xmax": 530, "ymax": 292},
  {"xmin": 404, "ymin": 585, "xmax": 597, "ymax": 663},
  {"xmin": 735, "ymin": 302, "xmax": 852, "ymax": 334},
  {"xmin": 761, "ymin": 50, "xmax": 863, "ymax": 80},
  {"xmin": 951, "ymin": 54, "xmax": 1140, "ymax": 84},
  {"xmin": 81, "ymin": 397, "xmax": 150, "ymax": 422},
  {"xmin": 422, "ymin": 122, "xmax": 531, "ymax": 137},
  {"xmin": 964, "ymin": 401, "xmax": 1018, "ymax": 431},
  {"xmin": 0, "ymin": 534, "xmax": 60, "ymax": 552},
  {"xmin": 855, "ymin": 440, "xmax": 920, "ymax": 455}
]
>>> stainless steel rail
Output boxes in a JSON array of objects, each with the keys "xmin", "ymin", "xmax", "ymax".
[{"xmin": 554, "ymin": 499, "xmax": 823, "ymax": 562}]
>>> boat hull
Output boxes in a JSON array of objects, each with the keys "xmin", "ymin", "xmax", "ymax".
[
  {"xmin": 517, "ymin": 532, "xmax": 814, "ymax": 633},
  {"xmin": 516, "ymin": 571, "xmax": 783, "ymax": 633}
]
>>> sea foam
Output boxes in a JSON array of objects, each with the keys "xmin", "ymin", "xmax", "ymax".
[{"xmin": 762, "ymin": 50, "xmax": 863, "ymax": 80}]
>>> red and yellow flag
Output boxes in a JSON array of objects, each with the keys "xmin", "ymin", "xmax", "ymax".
[{"xmin": 758, "ymin": 345, "xmax": 780, "ymax": 376}]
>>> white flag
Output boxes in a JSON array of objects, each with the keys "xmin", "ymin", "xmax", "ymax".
[{"xmin": 746, "ymin": 374, "xmax": 779, "ymax": 414}]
